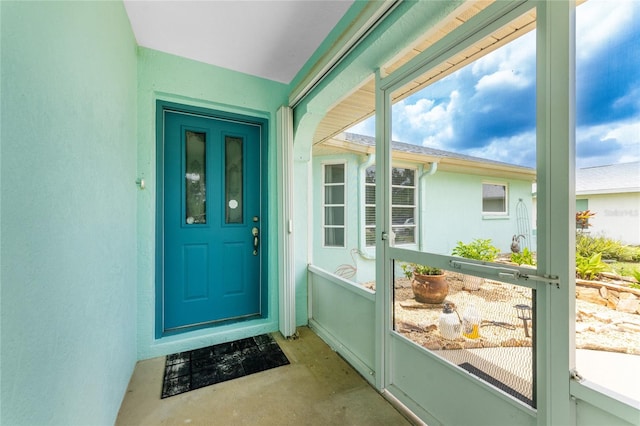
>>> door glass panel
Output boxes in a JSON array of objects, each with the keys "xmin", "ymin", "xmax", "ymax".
[
  {"xmin": 225, "ymin": 136, "xmax": 243, "ymax": 224},
  {"xmin": 390, "ymin": 11, "xmax": 537, "ymax": 256},
  {"xmin": 393, "ymin": 260, "xmax": 536, "ymax": 407},
  {"xmin": 387, "ymin": 6, "xmax": 538, "ymax": 408},
  {"xmin": 185, "ymin": 131, "xmax": 206, "ymax": 224}
]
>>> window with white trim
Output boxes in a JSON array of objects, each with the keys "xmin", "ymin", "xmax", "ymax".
[
  {"xmin": 365, "ymin": 165, "xmax": 416, "ymax": 246},
  {"xmin": 482, "ymin": 183, "xmax": 508, "ymax": 214},
  {"xmin": 323, "ymin": 163, "xmax": 346, "ymax": 247}
]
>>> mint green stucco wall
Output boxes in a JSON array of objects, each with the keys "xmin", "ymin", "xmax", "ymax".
[
  {"xmin": 312, "ymin": 154, "xmax": 535, "ymax": 283},
  {"xmin": 136, "ymin": 48, "xmax": 288, "ymax": 359},
  {"xmin": 422, "ymin": 171, "xmax": 535, "ymax": 255},
  {"xmin": 1, "ymin": 2, "xmax": 138, "ymax": 425}
]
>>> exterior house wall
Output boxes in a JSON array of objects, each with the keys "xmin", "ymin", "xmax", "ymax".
[
  {"xmin": 312, "ymin": 156, "xmax": 535, "ymax": 283},
  {"xmin": 577, "ymin": 192, "xmax": 640, "ymax": 245},
  {"xmin": 423, "ymin": 171, "xmax": 536, "ymax": 255},
  {"xmin": 1, "ymin": 2, "xmax": 138, "ymax": 425},
  {"xmin": 135, "ymin": 48, "xmax": 289, "ymax": 359},
  {"xmin": 312, "ymin": 154, "xmax": 375, "ymax": 280}
]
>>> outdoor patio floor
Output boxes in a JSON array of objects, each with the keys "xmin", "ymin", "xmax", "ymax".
[{"xmin": 116, "ymin": 327, "xmax": 414, "ymax": 426}]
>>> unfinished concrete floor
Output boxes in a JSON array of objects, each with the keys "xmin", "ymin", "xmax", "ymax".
[{"xmin": 116, "ymin": 327, "xmax": 413, "ymax": 425}]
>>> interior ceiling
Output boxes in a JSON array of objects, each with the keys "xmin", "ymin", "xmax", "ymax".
[{"xmin": 123, "ymin": 0, "xmax": 354, "ymax": 84}]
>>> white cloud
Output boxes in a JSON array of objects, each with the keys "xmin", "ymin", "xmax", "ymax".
[
  {"xmin": 471, "ymin": 30, "xmax": 535, "ymax": 88},
  {"xmin": 577, "ymin": 0, "xmax": 637, "ymax": 61},
  {"xmin": 392, "ymin": 91, "xmax": 460, "ymax": 149},
  {"xmin": 466, "ymin": 131, "xmax": 536, "ymax": 167},
  {"xmin": 475, "ymin": 69, "xmax": 530, "ymax": 92},
  {"xmin": 603, "ymin": 120, "xmax": 640, "ymax": 146},
  {"xmin": 576, "ymin": 118, "xmax": 640, "ymax": 167}
]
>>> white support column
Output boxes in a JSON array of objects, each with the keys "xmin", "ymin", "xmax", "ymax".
[
  {"xmin": 374, "ymin": 68, "xmax": 392, "ymax": 391},
  {"xmin": 277, "ymin": 106, "xmax": 296, "ymax": 337},
  {"xmin": 536, "ymin": 1, "xmax": 576, "ymax": 424}
]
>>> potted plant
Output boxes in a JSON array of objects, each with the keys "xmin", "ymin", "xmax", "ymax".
[
  {"xmin": 401, "ymin": 263, "xmax": 448, "ymax": 304},
  {"xmin": 451, "ymin": 238, "xmax": 499, "ymax": 290}
]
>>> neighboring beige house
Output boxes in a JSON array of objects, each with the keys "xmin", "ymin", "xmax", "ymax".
[{"xmin": 576, "ymin": 161, "xmax": 640, "ymax": 245}]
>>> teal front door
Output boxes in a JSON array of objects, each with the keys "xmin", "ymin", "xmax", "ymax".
[{"xmin": 159, "ymin": 107, "xmax": 263, "ymax": 335}]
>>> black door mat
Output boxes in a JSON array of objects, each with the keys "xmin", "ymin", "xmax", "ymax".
[
  {"xmin": 458, "ymin": 362, "xmax": 534, "ymax": 407},
  {"xmin": 162, "ymin": 334, "xmax": 290, "ymax": 398}
]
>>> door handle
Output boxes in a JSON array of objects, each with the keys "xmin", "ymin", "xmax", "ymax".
[{"xmin": 252, "ymin": 227, "xmax": 259, "ymax": 255}]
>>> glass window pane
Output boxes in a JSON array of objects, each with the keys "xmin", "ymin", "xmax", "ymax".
[
  {"xmin": 225, "ymin": 136, "xmax": 243, "ymax": 224},
  {"xmin": 365, "ymin": 166, "xmax": 376, "ymax": 184},
  {"xmin": 325, "ymin": 164, "xmax": 345, "ymax": 184},
  {"xmin": 185, "ymin": 131, "xmax": 206, "ymax": 224},
  {"xmin": 365, "ymin": 227, "xmax": 376, "ymax": 246},
  {"xmin": 392, "ymin": 207, "xmax": 415, "ymax": 225},
  {"xmin": 325, "ymin": 207, "xmax": 345, "ymax": 226},
  {"xmin": 325, "ymin": 228, "xmax": 344, "ymax": 247},
  {"xmin": 482, "ymin": 184, "xmax": 506, "ymax": 213},
  {"xmin": 365, "ymin": 206, "xmax": 376, "ymax": 226},
  {"xmin": 325, "ymin": 185, "xmax": 345, "ymax": 204},
  {"xmin": 392, "ymin": 168, "xmax": 415, "ymax": 186},
  {"xmin": 392, "ymin": 187, "xmax": 414, "ymax": 205},
  {"xmin": 365, "ymin": 185, "xmax": 375, "ymax": 204},
  {"xmin": 392, "ymin": 226, "xmax": 415, "ymax": 244}
]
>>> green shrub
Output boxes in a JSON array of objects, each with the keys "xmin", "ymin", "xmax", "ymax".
[
  {"xmin": 510, "ymin": 247, "xmax": 536, "ymax": 266},
  {"xmin": 400, "ymin": 263, "xmax": 443, "ymax": 278},
  {"xmin": 576, "ymin": 234, "xmax": 639, "ymax": 262},
  {"xmin": 575, "ymin": 252, "xmax": 608, "ymax": 280},
  {"xmin": 451, "ymin": 238, "xmax": 500, "ymax": 262}
]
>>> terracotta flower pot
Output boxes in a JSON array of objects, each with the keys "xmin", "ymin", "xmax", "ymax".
[{"xmin": 411, "ymin": 273, "xmax": 448, "ymax": 304}]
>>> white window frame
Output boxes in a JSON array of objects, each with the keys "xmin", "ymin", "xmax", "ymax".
[
  {"xmin": 322, "ymin": 162, "xmax": 347, "ymax": 248},
  {"xmin": 482, "ymin": 181, "xmax": 509, "ymax": 216}
]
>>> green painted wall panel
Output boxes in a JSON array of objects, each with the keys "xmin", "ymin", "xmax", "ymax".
[
  {"xmin": 1, "ymin": 2, "xmax": 138, "ymax": 424},
  {"xmin": 136, "ymin": 48, "xmax": 289, "ymax": 359},
  {"xmin": 309, "ymin": 271, "xmax": 375, "ymax": 377}
]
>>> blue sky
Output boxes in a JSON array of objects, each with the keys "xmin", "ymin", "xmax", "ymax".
[{"xmin": 348, "ymin": 0, "xmax": 640, "ymax": 169}]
